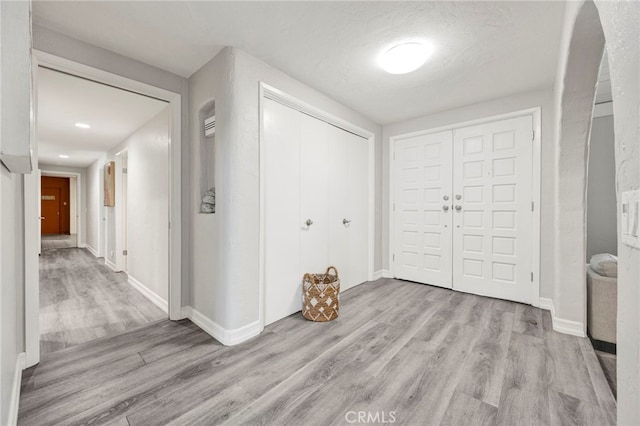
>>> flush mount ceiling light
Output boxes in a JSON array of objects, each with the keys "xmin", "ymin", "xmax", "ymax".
[
  {"xmin": 58, "ymin": 154, "xmax": 69, "ymax": 159},
  {"xmin": 379, "ymin": 42, "xmax": 434, "ymax": 74},
  {"xmin": 74, "ymin": 122, "xmax": 90, "ymax": 129}
]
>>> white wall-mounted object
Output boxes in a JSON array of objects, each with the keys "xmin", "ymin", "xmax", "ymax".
[
  {"xmin": 0, "ymin": 1, "xmax": 34, "ymax": 173},
  {"xmin": 622, "ymin": 189, "xmax": 640, "ymax": 249},
  {"xmin": 204, "ymin": 115, "xmax": 216, "ymax": 136}
]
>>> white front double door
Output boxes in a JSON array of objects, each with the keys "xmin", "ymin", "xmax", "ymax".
[
  {"xmin": 264, "ymin": 98, "xmax": 370, "ymax": 325},
  {"xmin": 393, "ymin": 115, "xmax": 534, "ymax": 303}
]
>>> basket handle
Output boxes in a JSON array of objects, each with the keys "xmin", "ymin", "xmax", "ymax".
[{"xmin": 325, "ymin": 266, "xmax": 338, "ymax": 278}]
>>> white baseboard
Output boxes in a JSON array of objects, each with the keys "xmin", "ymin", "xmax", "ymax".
[
  {"xmin": 538, "ymin": 297, "xmax": 585, "ymax": 337},
  {"xmin": 77, "ymin": 242, "xmax": 87, "ymax": 248},
  {"xmin": 538, "ymin": 297, "xmax": 553, "ymax": 311},
  {"xmin": 373, "ymin": 269, "xmax": 391, "ymax": 280},
  {"xmin": 7, "ymin": 352, "xmax": 25, "ymax": 426},
  {"xmin": 85, "ymin": 245, "xmax": 99, "ymax": 257},
  {"xmin": 128, "ymin": 275, "xmax": 168, "ymax": 314},
  {"xmin": 104, "ymin": 259, "xmax": 120, "ymax": 272},
  {"xmin": 182, "ymin": 306, "xmax": 262, "ymax": 346}
]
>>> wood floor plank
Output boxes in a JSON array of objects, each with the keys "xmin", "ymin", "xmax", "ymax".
[
  {"xmin": 548, "ymin": 389, "xmax": 607, "ymax": 426},
  {"xmin": 578, "ymin": 339, "xmax": 617, "ymax": 425},
  {"xmin": 513, "ymin": 304, "xmax": 544, "ymax": 338},
  {"xmin": 495, "ymin": 332, "xmax": 550, "ymax": 425},
  {"xmin": 542, "ymin": 312, "xmax": 600, "ymax": 406},
  {"xmin": 456, "ymin": 308, "xmax": 514, "ymax": 407},
  {"xmin": 440, "ymin": 390, "xmax": 497, "ymax": 426}
]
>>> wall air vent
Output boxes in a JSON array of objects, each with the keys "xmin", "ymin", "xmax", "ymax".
[{"xmin": 204, "ymin": 115, "xmax": 216, "ymax": 136}]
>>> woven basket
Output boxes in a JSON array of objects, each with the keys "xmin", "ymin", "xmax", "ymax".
[{"xmin": 302, "ymin": 266, "xmax": 340, "ymax": 322}]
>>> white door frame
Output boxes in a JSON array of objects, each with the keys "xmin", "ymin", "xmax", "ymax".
[
  {"xmin": 258, "ymin": 82, "xmax": 376, "ymax": 331},
  {"xmin": 24, "ymin": 50, "xmax": 183, "ymax": 367},
  {"xmin": 40, "ymin": 170, "xmax": 83, "ymax": 246},
  {"xmin": 389, "ymin": 107, "xmax": 541, "ymax": 306},
  {"xmin": 114, "ymin": 148, "xmax": 128, "ymax": 272}
]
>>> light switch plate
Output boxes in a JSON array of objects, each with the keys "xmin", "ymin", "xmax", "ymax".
[{"xmin": 622, "ymin": 189, "xmax": 640, "ymax": 249}]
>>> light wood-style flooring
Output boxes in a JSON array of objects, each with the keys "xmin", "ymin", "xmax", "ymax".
[
  {"xmin": 41, "ymin": 234, "xmax": 78, "ymax": 250},
  {"xmin": 39, "ymin": 248, "xmax": 165, "ymax": 355},
  {"xmin": 596, "ymin": 350, "xmax": 617, "ymax": 399},
  {"xmin": 21, "ymin": 278, "xmax": 616, "ymax": 425}
]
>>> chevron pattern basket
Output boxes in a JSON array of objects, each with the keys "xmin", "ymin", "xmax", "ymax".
[{"xmin": 302, "ymin": 266, "xmax": 340, "ymax": 322}]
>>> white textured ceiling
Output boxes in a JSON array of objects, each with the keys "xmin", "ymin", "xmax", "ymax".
[
  {"xmin": 37, "ymin": 67, "xmax": 167, "ymax": 168},
  {"xmin": 33, "ymin": 1, "xmax": 565, "ymax": 125}
]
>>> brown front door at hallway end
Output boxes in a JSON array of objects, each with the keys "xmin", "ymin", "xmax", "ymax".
[{"xmin": 41, "ymin": 176, "xmax": 70, "ymax": 235}]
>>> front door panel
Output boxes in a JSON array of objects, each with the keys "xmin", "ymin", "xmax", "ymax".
[
  {"xmin": 452, "ymin": 116, "xmax": 533, "ymax": 303},
  {"xmin": 393, "ymin": 130, "xmax": 453, "ymax": 289}
]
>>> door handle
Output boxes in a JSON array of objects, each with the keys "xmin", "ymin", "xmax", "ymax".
[
  {"xmin": 305, "ymin": 219, "xmax": 313, "ymax": 226},
  {"xmin": 343, "ymin": 219, "xmax": 352, "ymax": 225},
  {"xmin": 40, "ymin": 217, "xmax": 45, "ymax": 220},
  {"xmin": 455, "ymin": 205, "xmax": 462, "ymax": 211},
  {"xmin": 442, "ymin": 205, "xmax": 449, "ymax": 211}
]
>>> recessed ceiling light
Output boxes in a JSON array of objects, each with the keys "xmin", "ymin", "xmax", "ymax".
[
  {"xmin": 75, "ymin": 123, "xmax": 91, "ymax": 129},
  {"xmin": 379, "ymin": 42, "xmax": 434, "ymax": 74},
  {"xmin": 59, "ymin": 154, "xmax": 69, "ymax": 159}
]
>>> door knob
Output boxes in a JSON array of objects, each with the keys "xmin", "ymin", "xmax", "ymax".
[
  {"xmin": 343, "ymin": 218, "xmax": 352, "ymax": 225},
  {"xmin": 442, "ymin": 205, "xmax": 450, "ymax": 211},
  {"xmin": 443, "ymin": 195, "xmax": 449, "ymax": 201},
  {"xmin": 455, "ymin": 205, "xmax": 462, "ymax": 211},
  {"xmin": 455, "ymin": 194, "xmax": 462, "ymax": 200},
  {"xmin": 305, "ymin": 219, "xmax": 313, "ymax": 226},
  {"xmin": 40, "ymin": 217, "xmax": 45, "ymax": 220}
]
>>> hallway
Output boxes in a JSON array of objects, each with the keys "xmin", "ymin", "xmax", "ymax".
[{"xmin": 39, "ymin": 248, "xmax": 166, "ymax": 355}]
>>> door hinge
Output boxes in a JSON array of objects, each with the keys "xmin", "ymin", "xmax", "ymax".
[
  {"xmin": 531, "ymin": 272, "xmax": 534, "ymax": 281},
  {"xmin": 123, "ymin": 250, "xmax": 128, "ymax": 256},
  {"xmin": 393, "ymin": 203, "xmax": 395, "ymax": 212},
  {"xmin": 531, "ymin": 130, "xmax": 535, "ymax": 141},
  {"xmin": 531, "ymin": 201, "xmax": 534, "ymax": 211},
  {"xmin": 393, "ymin": 254, "xmax": 395, "ymax": 262},
  {"xmin": 122, "ymin": 167, "xmax": 128, "ymax": 174}
]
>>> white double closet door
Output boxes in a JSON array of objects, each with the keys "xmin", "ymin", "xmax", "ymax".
[
  {"xmin": 394, "ymin": 115, "xmax": 534, "ymax": 303},
  {"xmin": 264, "ymin": 98, "xmax": 369, "ymax": 325}
]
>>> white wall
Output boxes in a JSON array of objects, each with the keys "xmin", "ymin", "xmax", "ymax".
[
  {"xmin": 0, "ymin": 167, "xmax": 25, "ymax": 426},
  {"xmin": 586, "ymin": 115, "xmax": 617, "ymax": 259},
  {"xmin": 592, "ymin": 1, "xmax": 640, "ymax": 423},
  {"xmin": 383, "ymin": 88, "xmax": 556, "ymax": 298},
  {"xmin": 33, "ymin": 25, "xmax": 191, "ymax": 305},
  {"xmin": 188, "ymin": 47, "xmax": 382, "ymax": 331},
  {"xmin": 86, "ymin": 158, "xmax": 104, "ymax": 256},
  {"xmin": 39, "ymin": 164, "xmax": 88, "ymax": 246},
  {"xmin": 123, "ymin": 108, "xmax": 169, "ymax": 302}
]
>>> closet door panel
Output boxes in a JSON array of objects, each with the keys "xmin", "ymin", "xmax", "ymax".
[
  {"xmin": 327, "ymin": 124, "xmax": 352, "ymax": 289},
  {"xmin": 264, "ymin": 99, "xmax": 302, "ymax": 325},
  {"xmin": 327, "ymin": 126, "xmax": 369, "ymax": 292},
  {"xmin": 299, "ymin": 112, "xmax": 330, "ymax": 276},
  {"xmin": 346, "ymin": 132, "xmax": 370, "ymax": 290}
]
